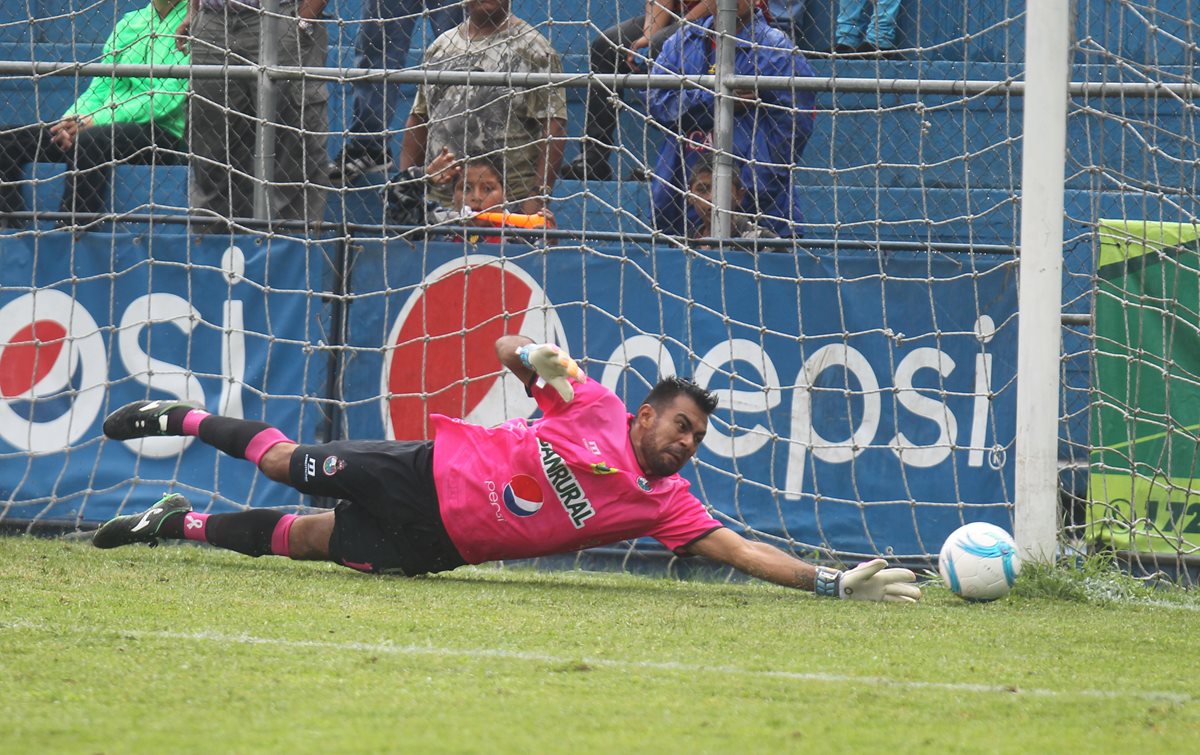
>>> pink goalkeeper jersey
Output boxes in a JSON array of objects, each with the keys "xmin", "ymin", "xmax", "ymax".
[{"xmin": 431, "ymin": 376, "xmax": 723, "ymax": 564}]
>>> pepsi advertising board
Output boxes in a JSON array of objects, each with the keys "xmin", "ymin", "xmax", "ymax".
[
  {"xmin": 0, "ymin": 232, "xmax": 329, "ymax": 524},
  {"xmin": 337, "ymin": 242, "xmax": 1018, "ymax": 559}
]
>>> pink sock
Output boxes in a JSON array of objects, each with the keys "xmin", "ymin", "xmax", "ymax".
[
  {"xmin": 181, "ymin": 409, "xmax": 210, "ymax": 436},
  {"xmin": 182, "ymin": 512, "xmax": 209, "ymax": 542},
  {"xmin": 270, "ymin": 514, "xmax": 299, "ymax": 557},
  {"xmin": 244, "ymin": 428, "xmax": 292, "ymax": 466}
]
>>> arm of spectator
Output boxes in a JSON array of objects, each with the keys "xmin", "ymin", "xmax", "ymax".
[
  {"xmin": 87, "ymin": 75, "xmax": 189, "ymax": 134},
  {"xmin": 175, "ymin": 1, "xmax": 193, "ymax": 52},
  {"xmin": 646, "ymin": 32, "xmax": 714, "ymax": 132},
  {"xmin": 645, "ymin": 0, "xmax": 679, "ymax": 36},
  {"xmin": 683, "ymin": 0, "xmax": 716, "ymax": 22},
  {"xmin": 298, "ymin": 0, "xmax": 327, "ymax": 19},
  {"xmin": 398, "ymin": 113, "xmax": 429, "ymax": 171},
  {"xmin": 62, "ymin": 15, "xmax": 121, "ymax": 124},
  {"xmin": 627, "ymin": 0, "xmax": 681, "ymax": 67},
  {"xmin": 81, "ymin": 7, "xmax": 191, "ymax": 135},
  {"xmin": 755, "ymin": 46, "xmax": 817, "ymax": 160}
]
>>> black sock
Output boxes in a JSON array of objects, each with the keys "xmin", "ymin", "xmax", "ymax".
[
  {"xmin": 162, "ymin": 406, "xmax": 194, "ymax": 435},
  {"xmin": 195, "ymin": 416, "xmax": 290, "ymax": 464},
  {"xmin": 203, "ymin": 510, "xmax": 287, "ymax": 558}
]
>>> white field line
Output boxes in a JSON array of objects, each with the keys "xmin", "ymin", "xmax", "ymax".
[
  {"xmin": 1, "ymin": 621, "xmax": 1191, "ymax": 704},
  {"xmin": 1129, "ymin": 598, "xmax": 1200, "ymax": 612}
]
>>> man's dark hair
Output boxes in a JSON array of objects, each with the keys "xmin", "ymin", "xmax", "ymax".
[
  {"xmin": 642, "ymin": 376, "xmax": 719, "ymax": 415},
  {"xmin": 688, "ymin": 153, "xmax": 744, "ymax": 190}
]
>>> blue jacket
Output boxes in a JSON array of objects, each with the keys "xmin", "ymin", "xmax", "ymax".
[{"xmin": 648, "ymin": 13, "xmax": 816, "ymax": 237}]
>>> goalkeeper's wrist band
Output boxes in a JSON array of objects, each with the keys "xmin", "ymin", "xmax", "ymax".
[
  {"xmin": 517, "ymin": 344, "xmax": 535, "ymax": 370},
  {"xmin": 814, "ymin": 566, "xmax": 843, "ymax": 599}
]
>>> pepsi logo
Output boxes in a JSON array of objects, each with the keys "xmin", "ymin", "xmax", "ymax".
[
  {"xmin": 381, "ymin": 255, "xmax": 568, "ymax": 440},
  {"xmin": 0, "ymin": 290, "xmax": 106, "ymax": 453},
  {"xmin": 502, "ymin": 474, "xmax": 543, "ymax": 517}
]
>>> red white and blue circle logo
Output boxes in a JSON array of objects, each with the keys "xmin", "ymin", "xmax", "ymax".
[
  {"xmin": 0, "ymin": 290, "xmax": 106, "ymax": 453},
  {"xmin": 381, "ymin": 255, "xmax": 568, "ymax": 440},
  {"xmin": 502, "ymin": 474, "xmax": 543, "ymax": 517}
]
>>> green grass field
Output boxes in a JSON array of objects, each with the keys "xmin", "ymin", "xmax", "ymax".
[{"xmin": 2, "ymin": 536, "xmax": 1198, "ymax": 753}]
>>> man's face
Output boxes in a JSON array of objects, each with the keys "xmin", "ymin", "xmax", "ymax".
[
  {"xmin": 465, "ymin": 0, "xmax": 509, "ymax": 25},
  {"xmin": 634, "ymin": 395, "xmax": 709, "ymax": 477}
]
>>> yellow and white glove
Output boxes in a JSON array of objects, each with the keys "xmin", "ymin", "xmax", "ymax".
[
  {"xmin": 517, "ymin": 343, "xmax": 585, "ymax": 401},
  {"xmin": 814, "ymin": 559, "xmax": 921, "ymax": 603}
]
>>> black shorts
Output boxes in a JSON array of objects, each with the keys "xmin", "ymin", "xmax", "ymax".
[{"xmin": 288, "ymin": 440, "xmax": 466, "ymax": 576}]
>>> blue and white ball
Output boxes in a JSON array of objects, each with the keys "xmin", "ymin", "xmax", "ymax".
[{"xmin": 938, "ymin": 522, "xmax": 1021, "ymax": 601}]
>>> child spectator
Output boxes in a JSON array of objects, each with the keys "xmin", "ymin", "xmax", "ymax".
[
  {"xmin": 685, "ymin": 153, "xmax": 778, "ymax": 249},
  {"xmin": 386, "ymin": 149, "xmax": 555, "ymax": 241}
]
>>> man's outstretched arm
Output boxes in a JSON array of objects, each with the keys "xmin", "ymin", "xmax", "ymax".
[
  {"xmin": 496, "ymin": 335, "xmax": 537, "ymax": 385},
  {"xmin": 684, "ymin": 527, "xmax": 921, "ymax": 603},
  {"xmin": 495, "ymin": 336, "xmax": 585, "ymax": 401}
]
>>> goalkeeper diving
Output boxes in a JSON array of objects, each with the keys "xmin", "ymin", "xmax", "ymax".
[{"xmin": 94, "ymin": 337, "xmax": 921, "ymax": 603}]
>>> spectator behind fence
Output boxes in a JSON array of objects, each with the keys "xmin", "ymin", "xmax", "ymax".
[
  {"xmin": 386, "ymin": 147, "xmax": 554, "ymax": 240},
  {"xmin": 559, "ymin": 0, "xmax": 716, "ymax": 183},
  {"xmin": 182, "ymin": 0, "xmax": 329, "ymax": 226},
  {"xmin": 0, "ymin": 0, "xmax": 189, "ymax": 228},
  {"xmin": 329, "ymin": 0, "xmax": 463, "ymax": 185},
  {"xmin": 398, "ymin": 0, "xmax": 567, "ymax": 214},
  {"xmin": 685, "ymin": 153, "xmax": 778, "ymax": 249},
  {"xmin": 834, "ymin": 0, "xmax": 901, "ymax": 56},
  {"xmin": 648, "ymin": 0, "xmax": 815, "ymax": 238}
]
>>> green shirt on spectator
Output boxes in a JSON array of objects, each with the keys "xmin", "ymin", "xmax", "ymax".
[{"xmin": 62, "ymin": 1, "xmax": 190, "ymax": 140}]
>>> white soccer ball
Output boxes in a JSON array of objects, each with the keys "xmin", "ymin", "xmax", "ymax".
[{"xmin": 938, "ymin": 522, "xmax": 1021, "ymax": 601}]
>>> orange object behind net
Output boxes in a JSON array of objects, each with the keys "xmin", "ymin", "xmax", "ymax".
[{"xmin": 474, "ymin": 211, "xmax": 548, "ymax": 229}]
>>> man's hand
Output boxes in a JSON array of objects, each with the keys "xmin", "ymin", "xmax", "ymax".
[
  {"xmin": 838, "ymin": 559, "xmax": 921, "ymax": 603},
  {"xmin": 50, "ymin": 116, "xmax": 91, "ymax": 151},
  {"xmin": 626, "ymin": 35, "xmax": 652, "ymax": 69},
  {"xmin": 175, "ymin": 14, "xmax": 190, "ymax": 52},
  {"xmin": 517, "ymin": 343, "xmax": 584, "ymax": 401}
]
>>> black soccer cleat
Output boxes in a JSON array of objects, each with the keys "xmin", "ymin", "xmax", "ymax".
[
  {"xmin": 92, "ymin": 493, "xmax": 192, "ymax": 549},
  {"xmin": 102, "ymin": 399, "xmax": 198, "ymax": 441}
]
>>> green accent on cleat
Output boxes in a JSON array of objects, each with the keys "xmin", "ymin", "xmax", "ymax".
[{"xmin": 92, "ymin": 494, "xmax": 192, "ymax": 549}]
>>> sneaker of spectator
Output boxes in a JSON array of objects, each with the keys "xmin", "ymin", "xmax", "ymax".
[{"xmin": 834, "ymin": 0, "xmax": 902, "ymax": 59}]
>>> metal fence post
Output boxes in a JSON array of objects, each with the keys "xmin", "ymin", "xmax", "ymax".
[
  {"xmin": 254, "ymin": 0, "xmax": 282, "ymax": 221},
  {"xmin": 711, "ymin": 0, "xmax": 737, "ymax": 240}
]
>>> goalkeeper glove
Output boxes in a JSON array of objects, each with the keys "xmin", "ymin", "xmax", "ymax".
[
  {"xmin": 813, "ymin": 559, "xmax": 921, "ymax": 603},
  {"xmin": 517, "ymin": 343, "xmax": 585, "ymax": 401}
]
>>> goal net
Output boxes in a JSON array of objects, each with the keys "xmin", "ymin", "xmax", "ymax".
[{"xmin": 0, "ymin": 1, "xmax": 1191, "ymax": 578}]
